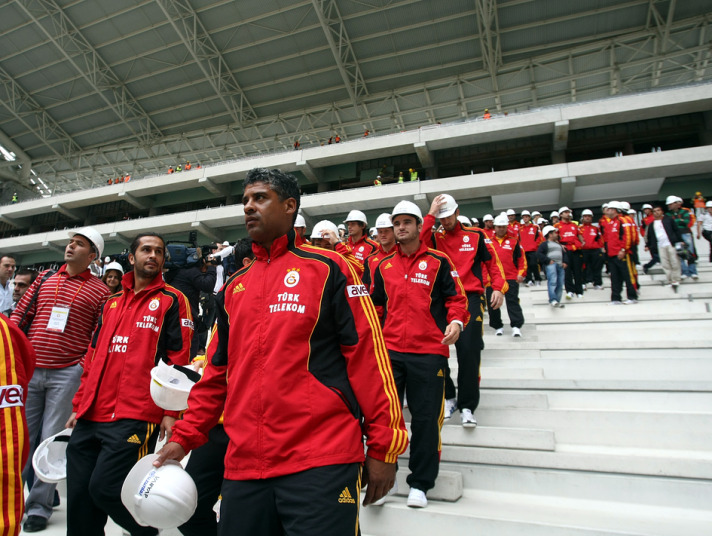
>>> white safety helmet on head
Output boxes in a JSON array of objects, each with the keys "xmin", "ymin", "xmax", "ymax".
[
  {"xmin": 641, "ymin": 203, "xmax": 653, "ymax": 210},
  {"xmin": 471, "ymin": 217, "xmax": 479, "ymax": 224},
  {"xmin": 294, "ymin": 214, "xmax": 306, "ymax": 228},
  {"xmin": 310, "ymin": 220, "xmax": 339, "ymax": 240},
  {"xmin": 457, "ymin": 215, "xmax": 472, "ymax": 226},
  {"xmin": 620, "ymin": 201, "xmax": 631, "ymax": 210},
  {"xmin": 483, "ymin": 214, "xmax": 494, "ymax": 222},
  {"xmin": 122, "ymin": 454, "xmax": 198, "ymax": 529},
  {"xmin": 706, "ymin": 201, "xmax": 712, "ymax": 208},
  {"xmin": 542, "ymin": 225, "xmax": 557, "ymax": 238},
  {"xmin": 344, "ymin": 210, "xmax": 368, "ymax": 224},
  {"xmin": 608, "ymin": 201, "xmax": 622, "ymax": 211},
  {"xmin": 627, "ymin": 209, "xmax": 636, "ymax": 215},
  {"xmin": 375, "ymin": 213, "xmax": 393, "ymax": 229},
  {"xmin": 558, "ymin": 206, "xmax": 571, "ymax": 215},
  {"xmin": 33, "ymin": 428, "xmax": 73, "ymax": 484},
  {"xmin": 392, "ymin": 200, "xmax": 423, "ymax": 222},
  {"xmin": 506, "ymin": 209, "xmax": 516, "ymax": 216},
  {"xmin": 150, "ymin": 360, "xmax": 201, "ymax": 411},
  {"xmin": 665, "ymin": 195, "xmax": 678, "ymax": 205},
  {"xmin": 531, "ymin": 210, "xmax": 541, "ymax": 216},
  {"xmin": 104, "ymin": 261, "xmax": 124, "ymax": 275},
  {"xmin": 601, "ymin": 203, "xmax": 609, "ymax": 209},
  {"xmin": 581, "ymin": 209, "xmax": 593, "ymax": 217},
  {"xmin": 550, "ymin": 211, "xmax": 559, "ymax": 219},
  {"xmin": 436, "ymin": 194, "xmax": 458, "ymax": 219},
  {"xmin": 493, "ymin": 213, "xmax": 509, "ymax": 226},
  {"xmin": 69, "ymin": 227, "xmax": 104, "ymax": 258},
  {"xmin": 521, "ymin": 210, "xmax": 531, "ymax": 216}
]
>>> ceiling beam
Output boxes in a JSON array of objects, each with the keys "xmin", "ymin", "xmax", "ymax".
[
  {"xmin": 475, "ymin": 0, "xmax": 502, "ymax": 110},
  {"xmin": 191, "ymin": 221, "xmax": 220, "ymax": 243},
  {"xmin": 155, "ymin": 0, "xmax": 257, "ymax": 127}
]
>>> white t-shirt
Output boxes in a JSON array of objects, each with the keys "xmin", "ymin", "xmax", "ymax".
[
  {"xmin": 653, "ymin": 220, "xmax": 671, "ymax": 248},
  {"xmin": 700, "ymin": 212, "xmax": 712, "ymax": 232}
]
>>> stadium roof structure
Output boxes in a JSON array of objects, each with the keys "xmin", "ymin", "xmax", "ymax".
[{"xmin": 1, "ymin": 0, "xmax": 711, "ymax": 197}]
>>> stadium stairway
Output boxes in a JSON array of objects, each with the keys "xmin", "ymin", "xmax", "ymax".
[
  {"xmin": 29, "ymin": 241, "xmax": 712, "ymax": 536},
  {"xmin": 359, "ymin": 241, "xmax": 712, "ymax": 536}
]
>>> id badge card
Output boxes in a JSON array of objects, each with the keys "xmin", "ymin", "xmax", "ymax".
[{"xmin": 46, "ymin": 306, "xmax": 70, "ymax": 333}]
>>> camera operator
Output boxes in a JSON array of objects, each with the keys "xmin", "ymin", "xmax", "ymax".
[
  {"xmin": 165, "ymin": 246, "xmax": 217, "ymax": 358},
  {"xmin": 196, "ymin": 242, "xmax": 233, "ymax": 353}
]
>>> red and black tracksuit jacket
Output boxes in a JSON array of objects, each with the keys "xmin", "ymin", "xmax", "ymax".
[
  {"xmin": 347, "ymin": 234, "xmax": 379, "ymax": 263},
  {"xmin": 72, "ymin": 271, "xmax": 193, "ymax": 424},
  {"xmin": 519, "ymin": 223, "xmax": 543, "ymax": 252},
  {"xmin": 489, "ymin": 235, "xmax": 527, "ymax": 280},
  {"xmin": 554, "ymin": 221, "xmax": 583, "ymax": 251},
  {"xmin": 370, "ymin": 240, "xmax": 470, "ymax": 358},
  {"xmin": 170, "ymin": 231, "xmax": 408, "ymax": 480},
  {"xmin": 580, "ymin": 223, "xmax": 603, "ymax": 250}
]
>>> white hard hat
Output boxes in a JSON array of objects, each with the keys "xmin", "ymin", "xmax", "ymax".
[
  {"xmin": 104, "ymin": 261, "xmax": 124, "ymax": 275},
  {"xmin": 538, "ymin": 218, "xmax": 549, "ymax": 224},
  {"xmin": 531, "ymin": 211, "xmax": 541, "ymax": 216},
  {"xmin": 627, "ymin": 209, "xmax": 636, "ymax": 214},
  {"xmin": 222, "ymin": 240, "xmax": 230, "ymax": 246},
  {"xmin": 69, "ymin": 227, "xmax": 104, "ymax": 257},
  {"xmin": 337, "ymin": 224, "xmax": 345, "ymax": 231},
  {"xmin": 436, "ymin": 194, "xmax": 458, "ymax": 218},
  {"xmin": 493, "ymin": 213, "xmax": 509, "ymax": 226},
  {"xmin": 542, "ymin": 225, "xmax": 557, "ymax": 237},
  {"xmin": 121, "ymin": 454, "xmax": 198, "ymax": 529},
  {"xmin": 550, "ymin": 211, "xmax": 559, "ymax": 218},
  {"xmin": 483, "ymin": 214, "xmax": 494, "ymax": 222},
  {"xmin": 558, "ymin": 206, "xmax": 571, "ymax": 214},
  {"xmin": 521, "ymin": 210, "xmax": 531, "ymax": 216},
  {"xmin": 620, "ymin": 201, "xmax": 631, "ymax": 210},
  {"xmin": 471, "ymin": 217, "xmax": 479, "ymax": 224},
  {"xmin": 344, "ymin": 210, "xmax": 368, "ymax": 224},
  {"xmin": 581, "ymin": 209, "xmax": 593, "ymax": 217},
  {"xmin": 506, "ymin": 209, "xmax": 516, "ymax": 216},
  {"xmin": 602, "ymin": 203, "xmax": 609, "ymax": 209},
  {"xmin": 310, "ymin": 220, "xmax": 339, "ymax": 240},
  {"xmin": 641, "ymin": 204, "xmax": 653, "ymax": 210},
  {"xmin": 369, "ymin": 227, "xmax": 377, "ymax": 236},
  {"xmin": 457, "ymin": 215, "xmax": 471, "ymax": 226},
  {"xmin": 706, "ymin": 201, "xmax": 712, "ymax": 208},
  {"xmin": 674, "ymin": 196, "xmax": 683, "ymax": 203},
  {"xmin": 33, "ymin": 428, "xmax": 72, "ymax": 484},
  {"xmin": 294, "ymin": 214, "xmax": 306, "ymax": 228},
  {"xmin": 375, "ymin": 213, "xmax": 393, "ymax": 229},
  {"xmin": 104, "ymin": 256, "xmax": 111, "ymax": 263},
  {"xmin": 665, "ymin": 195, "xmax": 678, "ymax": 205},
  {"xmin": 149, "ymin": 360, "xmax": 201, "ymax": 411},
  {"xmin": 608, "ymin": 201, "xmax": 622, "ymax": 210},
  {"xmin": 392, "ymin": 200, "xmax": 423, "ymax": 222}
]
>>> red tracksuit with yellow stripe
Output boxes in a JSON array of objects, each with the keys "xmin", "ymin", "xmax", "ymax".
[
  {"xmin": 170, "ymin": 231, "xmax": 408, "ymax": 480},
  {"xmin": 1, "ymin": 317, "xmax": 36, "ymax": 536},
  {"xmin": 489, "ymin": 235, "xmax": 527, "ymax": 280},
  {"xmin": 347, "ymin": 234, "xmax": 379, "ymax": 263}
]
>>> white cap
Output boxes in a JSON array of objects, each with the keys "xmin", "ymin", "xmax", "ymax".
[
  {"xmin": 674, "ymin": 196, "xmax": 683, "ymax": 203},
  {"xmin": 436, "ymin": 194, "xmax": 458, "ymax": 219},
  {"xmin": 627, "ymin": 209, "xmax": 636, "ymax": 214},
  {"xmin": 33, "ymin": 428, "xmax": 72, "ymax": 484},
  {"xmin": 392, "ymin": 200, "xmax": 423, "ymax": 222},
  {"xmin": 550, "ymin": 211, "xmax": 559, "ymax": 218},
  {"xmin": 581, "ymin": 209, "xmax": 593, "ymax": 217},
  {"xmin": 539, "ymin": 218, "xmax": 549, "ymax": 224},
  {"xmin": 457, "ymin": 215, "xmax": 472, "ymax": 226},
  {"xmin": 369, "ymin": 227, "xmax": 377, "ymax": 236},
  {"xmin": 558, "ymin": 206, "xmax": 571, "ymax": 214},
  {"xmin": 344, "ymin": 210, "xmax": 368, "ymax": 224},
  {"xmin": 121, "ymin": 454, "xmax": 198, "ymax": 529},
  {"xmin": 493, "ymin": 213, "xmax": 509, "ymax": 226},
  {"xmin": 542, "ymin": 225, "xmax": 557, "ymax": 237},
  {"xmin": 222, "ymin": 241, "xmax": 230, "ymax": 246},
  {"xmin": 602, "ymin": 203, "xmax": 609, "ymax": 209},
  {"xmin": 337, "ymin": 224, "xmax": 345, "ymax": 231},
  {"xmin": 706, "ymin": 201, "xmax": 712, "ymax": 208},
  {"xmin": 506, "ymin": 209, "xmax": 516, "ymax": 216},
  {"xmin": 608, "ymin": 201, "xmax": 622, "ymax": 210},
  {"xmin": 521, "ymin": 210, "xmax": 531, "ymax": 216},
  {"xmin": 104, "ymin": 261, "xmax": 124, "ymax": 275},
  {"xmin": 641, "ymin": 204, "xmax": 653, "ymax": 210},
  {"xmin": 294, "ymin": 214, "xmax": 306, "ymax": 228},
  {"xmin": 375, "ymin": 213, "xmax": 393, "ymax": 229},
  {"xmin": 531, "ymin": 211, "xmax": 541, "ymax": 216},
  {"xmin": 311, "ymin": 220, "xmax": 339, "ymax": 240},
  {"xmin": 483, "ymin": 214, "xmax": 494, "ymax": 222},
  {"xmin": 150, "ymin": 360, "xmax": 201, "ymax": 411},
  {"xmin": 471, "ymin": 217, "xmax": 479, "ymax": 224},
  {"xmin": 665, "ymin": 195, "xmax": 678, "ymax": 205},
  {"xmin": 69, "ymin": 227, "xmax": 104, "ymax": 257},
  {"xmin": 620, "ymin": 201, "xmax": 631, "ymax": 210}
]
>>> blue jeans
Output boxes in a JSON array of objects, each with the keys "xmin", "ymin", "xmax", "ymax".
[
  {"xmin": 24, "ymin": 364, "xmax": 84, "ymax": 519},
  {"xmin": 545, "ymin": 262, "xmax": 564, "ymax": 303},
  {"xmin": 680, "ymin": 233, "xmax": 698, "ymax": 276}
]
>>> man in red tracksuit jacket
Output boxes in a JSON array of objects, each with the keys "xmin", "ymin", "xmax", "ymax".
[
  {"xmin": 371, "ymin": 200, "xmax": 469, "ymax": 509},
  {"xmin": 66, "ymin": 233, "xmax": 193, "ymax": 536},
  {"xmin": 555, "ymin": 206, "xmax": 585, "ymax": 298},
  {"xmin": 603, "ymin": 202, "xmax": 638, "ymax": 304},
  {"xmin": 157, "ymin": 169, "xmax": 407, "ymax": 535},
  {"xmin": 489, "ymin": 214, "xmax": 527, "ymax": 337},
  {"xmin": 519, "ymin": 210, "xmax": 543, "ymax": 285},
  {"xmin": 579, "ymin": 209, "xmax": 605, "ymax": 289},
  {"xmin": 421, "ymin": 195, "xmax": 507, "ymax": 428}
]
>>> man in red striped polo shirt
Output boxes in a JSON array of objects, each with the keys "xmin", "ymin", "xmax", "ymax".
[{"xmin": 11, "ymin": 227, "xmax": 110, "ymax": 533}]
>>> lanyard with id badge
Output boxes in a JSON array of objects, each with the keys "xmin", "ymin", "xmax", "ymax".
[{"xmin": 47, "ymin": 276, "xmax": 86, "ymax": 333}]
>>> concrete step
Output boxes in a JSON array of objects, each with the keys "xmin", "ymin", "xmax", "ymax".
[{"xmin": 359, "ymin": 487, "xmax": 712, "ymax": 536}]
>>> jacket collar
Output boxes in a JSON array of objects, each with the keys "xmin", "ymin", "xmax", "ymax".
[
  {"xmin": 396, "ymin": 240, "xmax": 428, "ymax": 259},
  {"xmin": 252, "ymin": 229, "xmax": 295, "ymax": 262},
  {"xmin": 121, "ymin": 271, "xmax": 165, "ymax": 293}
]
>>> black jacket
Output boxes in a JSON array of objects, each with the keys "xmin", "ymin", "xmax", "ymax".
[
  {"xmin": 645, "ymin": 216, "xmax": 682, "ymax": 255},
  {"xmin": 536, "ymin": 240, "xmax": 569, "ymax": 266},
  {"xmin": 165, "ymin": 265, "xmax": 217, "ymax": 318}
]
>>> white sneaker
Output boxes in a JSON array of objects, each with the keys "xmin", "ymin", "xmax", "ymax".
[
  {"xmin": 556, "ymin": 302, "xmax": 565, "ymax": 308},
  {"xmin": 566, "ymin": 292, "xmax": 574, "ymax": 299},
  {"xmin": 550, "ymin": 301, "xmax": 558, "ymax": 307},
  {"xmin": 407, "ymin": 488, "xmax": 428, "ymax": 508},
  {"xmin": 372, "ymin": 480, "xmax": 398, "ymax": 506},
  {"xmin": 609, "ymin": 300, "xmax": 623, "ymax": 305},
  {"xmin": 512, "ymin": 327, "xmax": 522, "ymax": 337},
  {"xmin": 495, "ymin": 328, "xmax": 503, "ymax": 336},
  {"xmin": 623, "ymin": 299, "xmax": 638, "ymax": 304},
  {"xmin": 461, "ymin": 408, "xmax": 477, "ymax": 428},
  {"xmin": 692, "ymin": 274, "xmax": 699, "ymax": 280},
  {"xmin": 526, "ymin": 280, "xmax": 534, "ymax": 287},
  {"xmin": 576, "ymin": 294, "xmax": 583, "ymax": 298},
  {"xmin": 444, "ymin": 398, "xmax": 457, "ymax": 420},
  {"xmin": 582, "ymin": 284, "xmax": 587, "ymax": 290},
  {"xmin": 681, "ymin": 274, "xmax": 688, "ymax": 280},
  {"xmin": 594, "ymin": 285, "xmax": 604, "ymax": 290}
]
